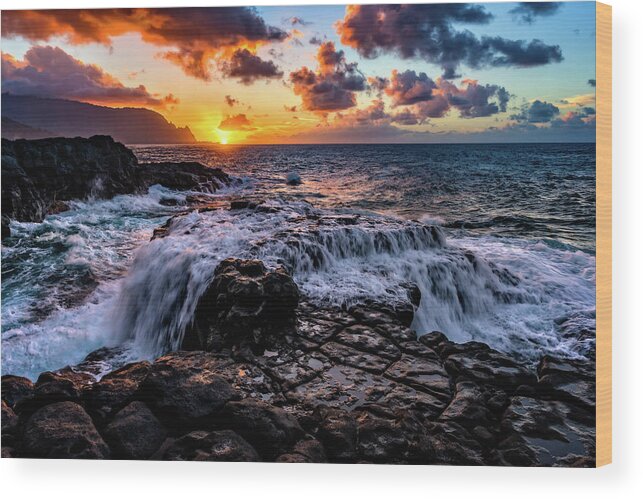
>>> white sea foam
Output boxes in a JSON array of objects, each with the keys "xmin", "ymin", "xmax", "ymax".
[{"xmin": 2, "ymin": 191, "xmax": 596, "ymax": 379}]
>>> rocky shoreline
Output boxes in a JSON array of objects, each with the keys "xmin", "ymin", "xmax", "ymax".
[
  {"xmin": 1, "ymin": 136, "xmax": 596, "ymax": 466},
  {"xmin": 1, "ymin": 257, "xmax": 596, "ymax": 465},
  {"xmin": 1, "ymin": 135, "xmax": 230, "ymax": 239}
]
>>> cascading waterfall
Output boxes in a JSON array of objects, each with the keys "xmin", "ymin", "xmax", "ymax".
[{"xmin": 108, "ymin": 198, "xmax": 594, "ymax": 364}]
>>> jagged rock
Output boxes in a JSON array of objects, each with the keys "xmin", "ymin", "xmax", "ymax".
[
  {"xmin": 355, "ymin": 410, "xmax": 433, "ymax": 464},
  {"xmin": 314, "ymin": 406, "xmax": 358, "ymax": 462},
  {"xmin": 277, "ymin": 438, "xmax": 327, "ymax": 463},
  {"xmin": 334, "ymin": 325, "xmax": 401, "ymax": 360},
  {"xmin": 164, "ymin": 430, "xmax": 260, "ymax": 461},
  {"xmin": 1, "ymin": 374, "xmax": 34, "ymax": 407},
  {"xmin": 104, "ymin": 402, "xmax": 167, "ymax": 459},
  {"xmin": 22, "ymin": 401, "xmax": 110, "ymax": 459},
  {"xmin": 537, "ymin": 355, "xmax": 596, "ymax": 410},
  {"xmin": 137, "ymin": 352, "xmax": 236, "ymax": 431},
  {"xmin": 439, "ymin": 381, "xmax": 493, "ymax": 429},
  {"xmin": 217, "ymin": 399, "xmax": 304, "ymax": 460},
  {"xmin": 185, "ymin": 258, "xmax": 299, "ymax": 351},
  {"xmin": 83, "ymin": 361, "xmax": 151, "ymax": 423},
  {"xmin": 424, "ymin": 421, "xmax": 485, "ymax": 465},
  {"xmin": 495, "ymin": 396, "xmax": 595, "ymax": 466},
  {"xmin": 1, "ymin": 401, "xmax": 19, "ymax": 444},
  {"xmin": 1, "ymin": 136, "xmax": 229, "ymax": 238},
  {"xmin": 15, "ymin": 371, "xmax": 84, "ymax": 417},
  {"xmin": 442, "ymin": 341, "xmax": 537, "ymax": 392}
]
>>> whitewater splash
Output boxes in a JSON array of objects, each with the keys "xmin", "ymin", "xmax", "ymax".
[{"xmin": 1, "ymin": 191, "xmax": 596, "ymax": 380}]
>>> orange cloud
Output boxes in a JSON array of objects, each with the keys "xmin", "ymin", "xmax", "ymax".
[
  {"xmin": 1, "ymin": 8, "xmax": 288, "ymax": 81},
  {"xmin": 289, "ymin": 42, "xmax": 367, "ymax": 113},
  {"xmin": 218, "ymin": 114, "xmax": 256, "ymax": 131}
]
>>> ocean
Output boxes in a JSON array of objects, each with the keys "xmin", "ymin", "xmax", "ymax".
[{"xmin": 1, "ymin": 143, "xmax": 597, "ymax": 380}]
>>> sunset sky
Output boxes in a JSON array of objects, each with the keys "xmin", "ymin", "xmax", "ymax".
[{"xmin": 1, "ymin": 3, "xmax": 597, "ymax": 144}]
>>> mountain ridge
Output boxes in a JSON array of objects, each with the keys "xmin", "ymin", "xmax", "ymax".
[{"xmin": 1, "ymin": 93, "xmax": 196, "ymax": 144}]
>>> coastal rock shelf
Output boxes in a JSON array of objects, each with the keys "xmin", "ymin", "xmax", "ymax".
[
  {"xmin": 1, "ymin": 258, "xmax": 596, "ymax": 466},
  {"xmin": 1, "ymin": 135, "xmax": 230, "ymax": 238}
]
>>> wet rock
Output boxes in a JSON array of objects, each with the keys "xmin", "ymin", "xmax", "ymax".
[
  {"xmin": 496, "ymin": 396, "xmax": 595, "ymax": 466},
  {"xmin": 385, "ymin": 354, "xmax": 451, "ymax": 401},
  {"xmin": 335, "ymin": 325, "xmax": 401, "ymax": 360},
  {"xmin": 320, "ymin": 342, "xmax": 390, "ymax": 374},
  {"xmin": 104, "ymin": 401, "xmax": 167, "ymax": 459},
  {"xmin": 137, "ymin": 352, "xmax": 236, "ymax": 431},
  {"xmin": 277, "ymin": 438, "xmax": 326, "ymax": 463},
  {"xmin": 217, "ymin": 399, "xmax": 304, "ymax": 459},
  {"xmin": 355, "ymin": 410, "xmax": 433, "ymax": 464},
  {"xmin": 15, "ymin": 371, "xmax": 84, "ymax": 417},
  {"xmin": 424, "ymin": 421, "xmax": 485, "ymax": 465},
  {"xmin": 537, "ymin": 355, "xmax": 596, "ymax": 410},
  {"xmin": 1, "ymin": 374, "xmax": 34, "ymax": 408},
  {"xmin": 314, "ymin": 406, "xmax": 358, "ymax": 462},
  {"xmin": 22, "ymin": 401, "xmax": 110, "ymax": 459},
  {"xmin": 164, "ymin": 430, "xmax": 259, "ymax": 461},
  {"xmin": 443, "ymin": 342, "xmax": 536, "ymax": 392},
  {"xmin": 185, "ymin": 258, "xmax": 299, "ymax": 352},
  {"xmin": 1, "ymin": 400, "xmax": 19, "ymax": 444},
  {"xmin": 439, "ymin": 381, "xmax": 493, "ymax": 429},
  {"xmin": 83, "ymin": 362, "xmax": 151, "ymax": 423}
]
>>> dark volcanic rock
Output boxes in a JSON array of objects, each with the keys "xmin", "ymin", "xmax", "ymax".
[
  {"xmin": 185, "ymin": 258, "xmax": 300, "ymax": 352},
  {"xmin": 537, "ymin": 355, "xmax": 596, "ymax": 410},
  {"xmin": 164, "ymin": 430, "xmax": 259, "ymax": 462},
  {"xmin": 1, "ymin": 136, "xmax": 229, "ymax": 238},
  {"xmin": 83, "ymin": 361, "xmax": 151, "ymax": 424},
  {"xmin": 22, "ymin": 401, "xmax": 110, "ymax": 459},
  {"xmin": 104, "ymin": 402, "xmax": 167, "ymax": 459},
  {"xmin": 314, "ymin": 406, "xmax": 358, "ymax": 462},
  {"xmin": 442, "ymin": 341, "xmax": 537, "ymax": 392},
  {"xmin": 1, "ymin": 400, "xmax": 19, "ymax": 444},
  {"xmin": 137, "ymin": 352, "xmax": 236, "ymax": 432},
  {"xmin": 217, "ymin": 399, "xmax": 304, "ymax": 460},
  {"xmin": 495, "ymin": 396, "xmax": 595, "ymax": 467},
  {"xmin": 1, "ymin": 375, "xmax": 34, "ymax": 408}
]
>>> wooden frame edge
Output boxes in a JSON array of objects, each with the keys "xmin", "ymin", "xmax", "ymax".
[{"xmin": 596, "ymin": 1, "xmax": 612, "ymax": 468}]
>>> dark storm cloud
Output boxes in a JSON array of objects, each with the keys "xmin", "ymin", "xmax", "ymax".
[
  {"xmin": 336, "ymin": 4, "xmax": 563, "ymax": 78},
  {"xmin": 309, "ymin": 36, "xmax": 323, "ymax": 46},
  {"xmin": 385, "ymin": 70, "xmax": 437, "ymax": 106},
  {"xmin": 379, "ymin": 70, "xmax": 509, "ymax": 121},
  {"xmin": 1, "ymin": 8, "xmax": 288, "ymax": 81},
  {"xmin": 1, "ymin": 45, "xmax": 176, "ymax": 107},
  {"xmin": 510, "ymin": 3, "xmax": 562, "ymax": 24},
  {"xmin": 290, "ymin": 42, "xmax": 367, "ymax": 112},
  {"xmin": 220, "ymin": 49, "xmax": 283, "ymax": 85},
  {"xmin": 511, "ymin": 100, "xmax": 560, "ymax": 123}
]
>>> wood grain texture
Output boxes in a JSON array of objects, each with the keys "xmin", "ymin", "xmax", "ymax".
[{"xmin": 596, "ymin": 1, "xmax": 612, "ymax": 468}]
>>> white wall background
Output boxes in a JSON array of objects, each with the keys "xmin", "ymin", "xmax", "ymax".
[{"xmin": 1, "ymin": 0, "xmax": 641, "ymax": 496}]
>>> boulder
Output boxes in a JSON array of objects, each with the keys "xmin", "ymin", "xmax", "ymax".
[
  {"xmin": 217, "ymin": 399, "xmax": 304, "ymax": 459},
  {"xmin": 164, "ymin": 430, "xmax": 259, "ymax": 462},
  {"xmin": 22, "ymin": 401, "xmax": 110, "ymax": 459},
  {"xmin": 314, "ymin": 406, "xmax": 358, "ymax": 462},
  {"xmin": 1, "ymin": 374, "xmax": 34, "ymax": 408},
  {"xmin": 185, "ymin": 258, "xmax": 299, "ymax": 351},
  {"xmin": 137, "ymin": 352, "xmax": 236, "ymax": 431},
  {"xmin": 103, "ymin": 401, "xmax": 167, "ymax": 459}
]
